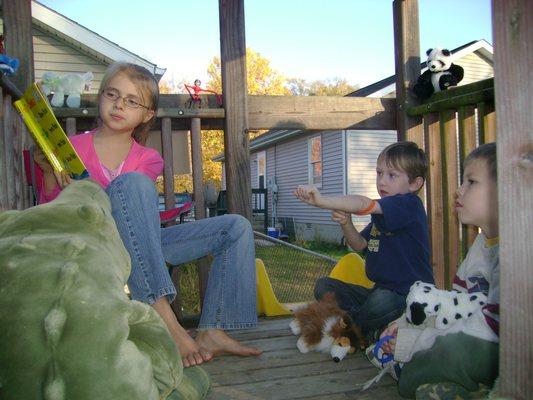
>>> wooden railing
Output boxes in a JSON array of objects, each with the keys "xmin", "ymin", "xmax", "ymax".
[
  {"xmin": 406, "ymin": 78, "xmax": 496, "ymax": 289},
  {"xmin": 216, "ymin": 188, "xmax": 269, "ymax": 232},
  {"xmin": 0, "ymin": 77, "xmax": 32, "ymax": 212}
]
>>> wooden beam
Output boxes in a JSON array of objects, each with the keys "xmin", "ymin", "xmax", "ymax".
[
  {"xmin": 2, "ymin": 0, "xmax": 34, "ymax": 92},
  {"xmin": 424, "ymin": 113, "xmax": 445, "ymax": 289},
  {"xmin": 247, "ymin": 96, "xmax": 396, "ymax": 130},
  {"xmin": 492, "ymin": 1, "xmax": 533, "ymax": 398},
  {"xmin": 392, "ymin": 0, "xmax": 423, "ymax": 141},
  {"xmin": 57, "ymin": 95, "xmax": 396, "ymax": 131},
  {"xmin": 219, "ymin": 0, "xmax": 252, "ymax": 219}
]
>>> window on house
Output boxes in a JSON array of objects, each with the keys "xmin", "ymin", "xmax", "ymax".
[
  {"xmin": 308, "ymin": 136, "xmax": 322, "ymax": 186},
  {"xmin": 257, "ymin": 151, "xmax": 266, "ymax": 188}
]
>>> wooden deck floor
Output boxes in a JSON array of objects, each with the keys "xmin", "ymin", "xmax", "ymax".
[{"xmin": 202, "ymin": 317, "xmax": 402, "ymax": 400}]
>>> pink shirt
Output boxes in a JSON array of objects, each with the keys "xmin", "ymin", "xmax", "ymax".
[{"xmin": 37, "ymin": 129, "xmax": 164, "ymax": 204}]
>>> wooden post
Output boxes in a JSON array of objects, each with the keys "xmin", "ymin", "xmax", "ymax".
[
  {"xmin": 161, "ymin": 117, "xmax": 175, "ymax": 211},
  {"xmin": 492, "ymin": 0, "xmax": 533, "ymax": 398},
  {"xmin": 218, "ymin": 0, "xmax": 252, "ymax": 220},
  {"xmin": 2, "ymin": 0, "xmax": 34, "ymax": 93},
  {"xmin": 190, "ymin": 117, "xmax": 209, "ymax": 309},
  {"xmin": 424, "ymin": 113, "xmax": 445, "ymax": 288},
  {"xmin": 392, "ymin": 0, "xmax": 423, "ymax": 143},
  {"xmin": 190, "ymin": 118, "xmax": 205, "ymax": 219}
]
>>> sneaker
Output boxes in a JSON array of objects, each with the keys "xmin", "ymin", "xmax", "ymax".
[{"xmin": 365, "ymin": 341, "xmax": 401, "ymax": 381}]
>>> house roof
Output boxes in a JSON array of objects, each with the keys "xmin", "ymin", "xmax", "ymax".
[
  {"xmin": 213, "ymin": 39, "xmax": 493, "ymax": 162},
  {"xmin": 31, "ymin": 1, "xmax": 166, "ymax": 79}
]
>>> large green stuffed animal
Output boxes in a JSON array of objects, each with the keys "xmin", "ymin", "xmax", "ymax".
[{"xmin": 0, "ymin": 180, "xmax": 210, "ymax": 400}]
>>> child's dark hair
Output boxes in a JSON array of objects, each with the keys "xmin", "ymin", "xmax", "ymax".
[
  {"xmin": 464, "ymin": 142, "xmax": 497, "ymax": 181},
  {"xmin": 378, "ymin": 141, "xmax": 428, "ymax": 184},
  {"xmin": 98, "ymin": 62, "xmax": 159, "ymax": 144}
]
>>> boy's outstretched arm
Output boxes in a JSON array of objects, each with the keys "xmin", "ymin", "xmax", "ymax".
[
  {"xmin": 332, "ymin": 210, "xmax": 367, "ymax": 252},
  {"xmin": 294, "ymin": 185, "xmax": 381, "ymax": 214}
]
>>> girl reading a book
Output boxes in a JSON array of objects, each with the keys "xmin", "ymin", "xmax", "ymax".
[{"xmin": 34, "ymin": 62, "xmax": 261, "ymax": 367}]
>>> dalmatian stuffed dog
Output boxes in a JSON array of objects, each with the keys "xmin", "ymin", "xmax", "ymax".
[{"xmin": 405, "ymin": 281, "xmax": 487, "ymax": 330}]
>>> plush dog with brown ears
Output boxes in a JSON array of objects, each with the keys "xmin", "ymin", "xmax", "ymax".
[{"xmin": 289, "ymin": 292, "xmax": 366, "ymax": 360}]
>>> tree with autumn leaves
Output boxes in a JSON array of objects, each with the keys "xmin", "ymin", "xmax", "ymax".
[{"xmin": 157, "ymin": 48, "xmax": 358, "ymax": 193}]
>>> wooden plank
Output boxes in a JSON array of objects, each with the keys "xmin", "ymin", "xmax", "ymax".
[
  {"xmin": 247, "ymin": 96, "xmax": 396, "ymax": 130},
  {"xmin": 407, "ymin": 78, "xmax": 494, "ymax": 116},
  {"xmin": 492, "ymin": 0, "xmax": 533, "ymax": 398},
  {"xmin": 2, "ymin": 95, "xmax": 16, "ymax": 209},
  {"xmin": 0, "ymin": 88, "xmax": 8, "ymax": 211},
  {"xmin": 392, "ymin": 0, "xmax": 423, "ymax": 141},
  {"xmin": 457, "ymin": 106, "xmax": 478, "ymax": 251},
  {"xmin": 161, "ymin": 117, "xmax": 174, "ymax": 211},
  {"xmin": 189, "ymin": 117, "xmax": 209, "ymax": 307},
  {"xmin": 441, "ymin": 110, "xmax": 460, "ymax": 288},
  {"xmin": 477, "ymin": 102, "xmax": 496, "ymax": 144},
  {"xmin": 424, "ymin": 113, "xmax": 445, "ymax": 288},
  {"xmin": 54, "ymin": 96, "xmax": 396, "ymax": 131},
  {"xmin": 207, "ymin": 368, "xmax": 397, "ymax": 400},
  {"xmin": 65, "ymin": 117, "xmax": 77, "ymax": 136},
  {"xmin": 2, "ymin": 0, "xmax": 34, "ymax": 92},
  {"xmin": 219, "ymin": 0, "xmax": 252, "ymax": 219}
]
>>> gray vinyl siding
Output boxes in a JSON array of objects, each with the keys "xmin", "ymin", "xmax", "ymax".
[
  {"xmin": 346, "ymin": 130, "xmax": 397, "ymax": 230},
  {"xmin": 263, "ymin": 131, "xmax": 344, "ymax": 226},
  {"xmin": 250, "ymin": 152, "xmax": 258, "ymax": 188}
]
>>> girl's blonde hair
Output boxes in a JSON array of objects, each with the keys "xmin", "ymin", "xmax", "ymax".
[{"xmin": 98, "ymin": 62, "xmax": 159, "ymax": 144}]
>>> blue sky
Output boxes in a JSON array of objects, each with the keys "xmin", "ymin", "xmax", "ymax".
[{"xmin": 38, "ymin": 0, "xmax": 492, "ymax": 88}]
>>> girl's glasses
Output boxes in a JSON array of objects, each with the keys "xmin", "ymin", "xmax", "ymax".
[{"xmin": 101, "ymin": 89, "xmax": 150, "ymax": 109}]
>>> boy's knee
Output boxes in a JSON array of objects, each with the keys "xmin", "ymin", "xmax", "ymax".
[{"xmin": 314, "ymin": 277, "xmax": 334, "ymax": 300}]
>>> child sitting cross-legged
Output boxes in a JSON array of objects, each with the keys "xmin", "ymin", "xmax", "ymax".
[
  {"xmin": 294, "ymin": 141, "xmax": 435, "ymax": 341},
  {"xmin": 369, "ymin": 142, "xmax": 500, "ymax": 399}
]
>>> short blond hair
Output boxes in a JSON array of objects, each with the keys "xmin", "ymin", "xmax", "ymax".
[
  {"xmin": 98, "ymin": 62, "xmax": 159, "ymax": 144},
  {"xmin": 378, "ymin": 141, "xmax": 428, "ymax": 185}
]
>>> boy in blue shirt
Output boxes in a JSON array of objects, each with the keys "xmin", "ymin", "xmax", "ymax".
[{"xmin": 294, "ymin": 141, "xmax": 434, "ymax": 339}]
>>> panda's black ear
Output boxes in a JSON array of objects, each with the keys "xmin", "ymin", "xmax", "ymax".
[
  {"xmin": 442, "ymin": 49, "xmax": 451, "ymax": 56},
  {"xmin": 426, "ymin": 48, "xmax": 433, "ymax": 56}
]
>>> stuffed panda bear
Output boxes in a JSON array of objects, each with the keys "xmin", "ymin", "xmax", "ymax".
[{"xmin": 413, "ymin": 48, "xmax": 464, "ymax": 100}]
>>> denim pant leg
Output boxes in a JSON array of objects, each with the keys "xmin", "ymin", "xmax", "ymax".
[
  {"xmin": 106, "ymin": 172, "xmax": 176, "ymax": 304},
  {"xmin": 161, "ymin": 214, "xmax": 257, "ymax": 330},
  {"xmin": 352, "ymin": 287, "xmax": 406, "ymax": 333}
]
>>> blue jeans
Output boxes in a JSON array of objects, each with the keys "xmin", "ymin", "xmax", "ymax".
[
  {"xmin": 314, "ymin": 277, "xmax": 406, "ymax": 334},
  {"xmin": 105, "ymin": 172, "xmax": 257, "ymax": 330}
]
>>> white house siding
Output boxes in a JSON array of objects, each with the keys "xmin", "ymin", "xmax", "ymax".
[
  {"xmin": 455, "ymin": 53, "xmax": 493, "ymax": 85},
  {"xmin": 0, "ymin": 20, "xmax": 107, "ymax": 93},
  {"xmin": 33, "ymin": 27, "xmax": 108, "ymax": 93},
  {"xmin": 346, "ymin": 130, "xmax": 397, "ymax": 231}
]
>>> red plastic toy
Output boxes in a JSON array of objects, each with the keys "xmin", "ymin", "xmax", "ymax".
[{"xmin": 184, "ymin": 79, "xmax": 222, "ymax": 108}]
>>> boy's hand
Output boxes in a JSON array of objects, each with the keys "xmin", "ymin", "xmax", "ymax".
[
  {"xmin": 33, "ymin": 147, "xmax": 54, "ymax": 173},
  {"xmin": 332, "ymin": 210, "xmax": 350, "ymax": 225},
  {"xmin": 293, "ymin": 185, "xmax": 322, "ymax": 207},
  {"xmin": 381, "ymin": 322, "xmax": 398, "ymax": 354}
]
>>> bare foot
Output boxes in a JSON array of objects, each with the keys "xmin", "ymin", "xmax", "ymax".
[
  {"xmin": 195, "ymin": 329, "xmax": 263, "ymax": 358},
  {"xmin": 167, "ymin": 323, "xmax": 213, "ymax": 367},
  {"xmin": 150, "ymin": 297, "xmax": 212, "ymax": 368}
]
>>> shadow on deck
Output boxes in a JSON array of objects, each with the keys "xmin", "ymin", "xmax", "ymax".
[{"xmin": 203, "ymin": 317, "xmax": 402, "ymax": 400}]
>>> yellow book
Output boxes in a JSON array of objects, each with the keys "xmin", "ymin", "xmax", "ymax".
[{"xmin": 14, "ymin": 83, "xmax": 89, "ymax": 180}]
